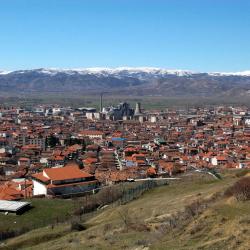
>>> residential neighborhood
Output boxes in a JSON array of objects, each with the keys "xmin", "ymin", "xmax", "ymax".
[
  {"xmin": 0, "ymin": 103, "xmax": 249, "ymax": 201},
  {"xmin": 1, "ymin": 0, "xmax": 250, "ymax": 248}
]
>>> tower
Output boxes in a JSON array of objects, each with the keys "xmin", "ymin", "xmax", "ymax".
[
  {"xmin": 134, "ymin": 102, "xmax": 142, "ymax": 116},
  {"xmin": 100, "ymin": 93, "xmax": 103, "ymax": 113}
]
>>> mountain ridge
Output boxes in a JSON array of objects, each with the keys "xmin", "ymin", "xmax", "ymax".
[
  {"xmin": 0, "ymin": 67, "xmax": 250, "ymax": 97},
  {"xmin": 1, "ymin": 67, "xmax": 250, "ymax": 77}
]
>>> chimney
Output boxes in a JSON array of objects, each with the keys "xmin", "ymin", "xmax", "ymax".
[{"xmin": 100, "ymin": 93, "xmax": 103, "ymax": 113}]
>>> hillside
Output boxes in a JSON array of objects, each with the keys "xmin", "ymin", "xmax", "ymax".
[
  {"xmin": 0, "ymin": 68, "xmax": 250, "ymax": 98},
  {"xmin": 1, "ymin": 170, "xmax": 249, "ymax": 250}
]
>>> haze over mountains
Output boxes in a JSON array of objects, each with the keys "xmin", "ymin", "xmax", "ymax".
[{"xmin": 0, "ymin": 67, "xmax": 249, "ymax": 97}]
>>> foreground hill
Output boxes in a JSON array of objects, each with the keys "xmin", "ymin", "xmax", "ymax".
[
  {"xmin": 0, "ymin": 68, "xmax": 250, "ymax": 98},
  {"xmin": 1, "ymin": 170, "xmax": 250, "ymax": 250}
]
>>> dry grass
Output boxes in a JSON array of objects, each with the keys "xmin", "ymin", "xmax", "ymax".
[{"xmin": 2, "ymin": 170, "xmax": 249, "ymax": 250}]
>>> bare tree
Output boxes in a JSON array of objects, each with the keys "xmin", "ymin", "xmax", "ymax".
[{"xmin": 117, "ymin": 207, "xmax": 131, "ymax": 232}]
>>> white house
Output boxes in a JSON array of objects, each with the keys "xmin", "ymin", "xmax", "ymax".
[
  {"xmin": 32, "ymin": 164, "xmax": 98, "ymax": 197},
  {"xmin": 77, "ymin": 130, "xmax": 104, "ymax": 140}
]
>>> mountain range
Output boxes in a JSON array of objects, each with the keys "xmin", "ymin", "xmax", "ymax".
[{"xmin": 0, "ymin": 67, "xmax": 249, "ymax": 97}]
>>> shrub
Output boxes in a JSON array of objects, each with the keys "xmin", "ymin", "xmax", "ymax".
[
  {"xmin": 130, "ymin": 223, "xmax": 150, "ymax": 232},
  {"xmin": 73, "ymin": 208, "xmax": 84, "ymax": 216},
  {"xmin": 225, "ymin": 177, "xmax": 250, "ymax": 201},
  {"xmin": 97, "ymin": 187, "xmax": 123, "ymax": 206},
  {"xmin": 70, "ymin": 221, "xmax": 86, "ymax": 231},
  {"xmin": 0, "ymin": 227, "xmax": 30, "ymax": 241},
  {"xmin": 136, "ymin": 239, "xmax": 149, "ymax": 246},
  {"xmin": 235, "ymin": 169, "xmax": 250, "ymax": 178},
  {"xmin": 209, "ymin": 169, "xmax": 222, "ymax": 179},
  {"xmin": 184, "ymin": 200, "xmax": 203, "ymax": 217},
  {"xmin": 83, "ymin": 203, "xmax": 99, "ymax": 213}
]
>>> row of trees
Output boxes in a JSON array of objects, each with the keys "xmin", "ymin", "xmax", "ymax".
[
  {"xmin": 45, "ymin": 135, "xmax": 88, "ymax": 148},
  {"xmin": 73, "ymin": 180, "xmax": 168, "ymax": 218}
]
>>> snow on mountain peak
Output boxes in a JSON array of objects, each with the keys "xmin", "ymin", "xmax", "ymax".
[
  {"xmin": 209, "ymin": 71, "xmax": 250, "ymax": 77},
  {"xmin": 1, "ymin": 67, "xmax": 250, "ymax": 77},
  {"xmin": 34, "ymin": 67, "xmax": 196, "ymax": 77},
  {"xmin": 0, "ymin": 70, "xmax": 13, "ymax": 75}
]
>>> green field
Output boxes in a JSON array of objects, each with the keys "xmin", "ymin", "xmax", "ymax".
[
  {"xmin": 0, "ymin": 199, "xmax": 74, "ymax": 233},
  {"xmin": 1, "ymin": 94, "xmax": 250, "ymax": 110}
]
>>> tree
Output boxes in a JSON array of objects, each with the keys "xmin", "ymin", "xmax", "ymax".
[{"xmin": 46, "ymin": 134, "xmax": 59, "ymax": 148}]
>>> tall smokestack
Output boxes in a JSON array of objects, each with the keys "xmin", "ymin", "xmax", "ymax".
[{"xmin": 100, "ymin": 93, "xmax": 103, "ymax": 112}]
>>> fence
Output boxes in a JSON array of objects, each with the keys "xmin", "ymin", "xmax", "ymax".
[
  {"xmin": 0, "ymin": 179, "xmax": 168, "ymax": 241},
  {"xmin": 74, "ymin": 179, "xmax": 168, "ymax": 218}
]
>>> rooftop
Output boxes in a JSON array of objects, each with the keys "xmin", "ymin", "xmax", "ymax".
[
  {"xmin": 33, "ymin": 165, "xmax": 93, "ymax": 182},
  {"xmin": 0, "ymin": 200, "xmax": 31, "ymax": 213}
]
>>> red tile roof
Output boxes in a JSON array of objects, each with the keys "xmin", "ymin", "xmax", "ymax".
[
  {"xmin": 78, "ymin": 130, "xmax": 104, "ymax": 136},
  {"xmin": 43, "ymin": 165, "xmax": 92, "ymax": 181},
  {"xmin": 0, "ymin": 184, "xmax": 23, "ymax": 200}
]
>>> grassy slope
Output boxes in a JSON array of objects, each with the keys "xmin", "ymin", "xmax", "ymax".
[
  {"xmin": 151, "ymin": 199, "xmax": 250, "ymax": 250},
  {"xmin": 1, "ymin": 170, "xmax": 250, "ymax": 250}
]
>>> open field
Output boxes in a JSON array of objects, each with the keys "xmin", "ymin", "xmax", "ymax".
[
  {"xmin": 0, "ymin": 199, "xmax": 74, "ymax": 232},
  {"xmin": 1, "ymin": 170, "xmax": 249, "ymax": 250},
  {"xmin": 0, "ymin": 95, "xmax": 250, "ymax": 110}
]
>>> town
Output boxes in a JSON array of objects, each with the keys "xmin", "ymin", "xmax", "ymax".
[{"xmin": 0, "ymin": 100, "xmax": 249, "ymax": 210}]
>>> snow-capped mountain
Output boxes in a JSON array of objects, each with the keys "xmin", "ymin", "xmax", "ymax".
[
  {"xmin": 0, "ymin": 67, "xmax": 196, "ymax": 79},
  {"xmin": 209, "ymin": 71, "xmax": 250, "ymax": 77},
  {"xmin": 0, "ymin": 70, "xmax": 12, "ymax": 75},
  {"xmin": 0, "ymin": 67, "xmax": 249, "ymax": 97},
  {"xmin": 2, "ymin": 67, "xmax": 250, "ymax": 77}
]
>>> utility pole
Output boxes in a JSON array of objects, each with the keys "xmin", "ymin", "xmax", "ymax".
[{"xmin": 24, "ymin": 166, "xmax": 28, "ymax": 199}]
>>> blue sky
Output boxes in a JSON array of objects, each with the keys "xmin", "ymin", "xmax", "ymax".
[{"xmin": 0, "ymin": 0, "xmax": 250, "ymax": 72}]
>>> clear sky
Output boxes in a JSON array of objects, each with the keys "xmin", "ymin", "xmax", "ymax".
[{"xmin": 1, "ymin": 0, "xmax": 250, "ymax": 72}]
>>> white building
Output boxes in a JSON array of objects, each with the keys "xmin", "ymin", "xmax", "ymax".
[{"xmin": 32, "ymin": 164, "xmax": 98, "ymax": 197}]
